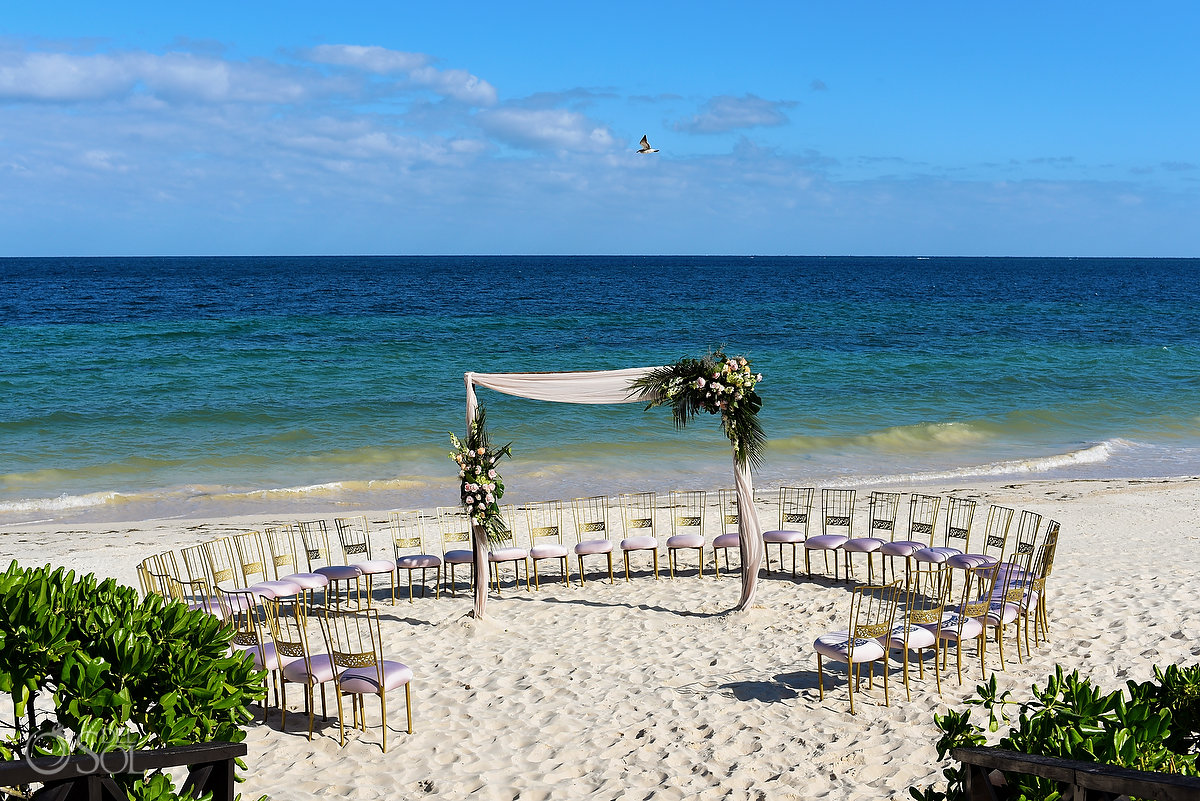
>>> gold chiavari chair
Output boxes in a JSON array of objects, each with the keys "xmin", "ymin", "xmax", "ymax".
[
  {"xmin": 915, "ymin": 496, "xmax": 978, "ymax": 567},
  {"xmin": 712, "ymin": 489, "xmax": 742, "ymax": 578},
  {"xmin": 486, "ymin": 504, "xmax": 529, "ymax": 594},
  {"xmin": 1023, "ymin": 519, "xmax": 1060, "ymax": 652},
  {"xmin": 220, "ymin": 586, "xmax": 285, "ymax": 723},
  {"xmin": 884, "ymin": 564, "xmax": 951, "ymax": 700},
  {"xmin": 334, "ymin": 515, "xmax": 398, "ymax": 606},
  {"xmin": 388, "ymin": 510, "xmax": 442, "ymax": 601},
  {"xmin": 570, "ymin": 496, "xmax": 615, "ymax": 584},
  {"xmin": 762, "ymin": 486, "xmax": 814, "ymax": 576},
  {"xmin": 617, "ymin": 491, "xmax": 659, "ymax": 581},
  {"xmin": 932, "ymin": 562, "xmax": 998, "ymax": 685},
  {"xmin": 805, "ymin": 488, "xmax": 856, "ymax": 581},
  {"xmin": 231, "ymin": 531, "xmax": 304, "ymax": 599},
  {"xmin": 881, "ymin": 493, "xmax": 942, "ymax": 583},
  {"xmin": 525, "ymin": 500, "xmax": 571, "ymax": 589},
  {"xmin": 262, "ymin": 523, "xmax": 331, "ymax": 599},
  {"xmin": 666, "ymin": 490, "xmax": 707, "ymax": 579},
  {"xmin": 947, "ymin": 505, "xmax": 1015, "ymax": 570},
  {"xmin": 814, "ymin": 579, "xmax": 902, "ymax": 714},
  {"xmin": 297, "ymin": 520, "xmax": 363, "ymax": 607},
  {"xmin": 840, "ymin": 491, "xmax": 902, "ymax": 583},
  {"xmin": 264, "ymin": 594, "xmax": 332, "ymax": 739},
  {"xmin": 437, "ymin": 506, "xmax": 475, "ymax": 595},
  {"xmin": 318, "ymin": 606, "xmax": 414, "ymax": 752},
  {"xmin": 982, "ymin": 510, "xmax": 1042, "ymax": 670}
]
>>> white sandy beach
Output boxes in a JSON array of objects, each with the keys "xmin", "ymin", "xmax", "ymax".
[{"xmin": 3, "ymin": 476, "xmax": 1199, "ymax": 800}]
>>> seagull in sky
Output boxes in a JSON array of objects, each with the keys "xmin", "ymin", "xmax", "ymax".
[{"xmin": 637, "ymin": 135, "xmax": 659, "ymax": 154}]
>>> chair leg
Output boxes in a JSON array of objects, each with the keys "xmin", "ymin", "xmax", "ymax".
[
  {"xmin": 577, "ymin": 556, "xmax": 586, "ymax": 585},
  {"xmin": 624, "ymin": 551, "xmax": 631, "ymax": 582},
  {"xmin": 696, "ymin": 547, "xmax": 704, "ymax": 578},
  {"xmin": 607, "ymin": 552, "xmax": 614, "ymax": 584},
  {"xmin": 380, "ymin": 691, "xmax": 388, "ymax": 754},
  {"xmin": 712, "ymin": 547, "xmax": 720, "ymax": 578},
  {"xmin": 405, "ymin": 682, "xmax": 413, "ymax": 733},
  {"xmin": 816, "ymin": 653, "xmax": 824, "ymax": 700}
]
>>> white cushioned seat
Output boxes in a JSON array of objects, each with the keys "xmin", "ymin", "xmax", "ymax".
[
  {"xmin": 249, "ymin": 579, "xmax": 304, "ymax": 598},
  {"xmin": 338, "ymin": 660, "xmax": 413, "ymax": 695},
  {"xmin": 282, "ymin": 571, "xmax": 329, "ymax": 590},
  {"xmin": 529, "ymin": 543, "xmax": 570, "ymax": 559},
  {"xmin": 282, "ymin": 653, "xmax": 336, "ymax": 685},
  {"xmin": 236, "ymin": 641, "xmax": 294, "ymax": 672},
  {"xmin": 913, "ymin": 546, "xmax": 960, "ymax": 563},
  {"xmin": 316, "ymin": 564, "xmax": 363, "ymax": 581},
  {"xmin": 984, "ymin": 600, "xmax": 1020, "ymax": 626},
  {"xmin": 946, "ymin": 553, "xmax": 998, "ymax": 570},
  {"xmin": 713, "ymin": 533, "xmax": 740, "ymax": 548},
  {"xmin": 574, "ymin": 539, "xmax": 613, "ymax": 555},
  {"xmin": 667, "ymin": 534, "xmax": 704, "ymax": 549},
  {"xmin": 930, "ymin": 612, "xmax": 984, "ymax": 642},
  {"xmin": 396, "ymin": 554, "xmax": 441, "ymax": 569},
  {"xmin": 813, "ymin": 630, "xmax": 887, "ymax": 663},
  {"xmin": 488, "ymin": 547, "xmax": 528, "ymax": 562},
  {"xmin": 620, "ymin": 535, "xmax": 657, "ymax": 551},
  {"xmin": 443, "ymin": 549, "xmax": 473, "ymax": 564},
  {"xmin": 885, "ymin": 623, "xmax": 937, "ymax": 651},
  {"xmin": 879, "ymin": 540, "xmax": 926, "ymax": 557},
  {"xmin": 841, "ymin": 537, "xmax": 885, "ymax": 553},
  {"xmin": 187, "ymin": 599, "xmax": 225, "ymax": 616},
  {"xmin": 804, "ymin": 534, "xmax": 848, "ymax": 550},
  {"xmin": 763, "ymin": 528, "xmax": 805, "ymax": 543},
  {"xmin": 355, "ymin": 559, "xmax": 398, "ymax": 574}
]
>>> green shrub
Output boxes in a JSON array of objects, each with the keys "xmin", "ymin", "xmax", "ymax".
[
  {"xmin": 912, "ymin": 666, "xmax": 1200, "ymax": 801},
  {"xmin": 0, "ymin": 561, "xmax": 265, "ymax": 800}
]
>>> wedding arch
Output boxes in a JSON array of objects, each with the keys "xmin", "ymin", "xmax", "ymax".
[{"xmin": 459, "ymin": 356, "xmax": 765, "ymax": 619}]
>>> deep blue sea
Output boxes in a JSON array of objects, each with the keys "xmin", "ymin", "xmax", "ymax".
[{"xmin": 2, "ymin": 256, "xmax": 1198, "ymax": 525}]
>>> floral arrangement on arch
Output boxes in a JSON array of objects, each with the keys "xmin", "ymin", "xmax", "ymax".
[
  {"xmin": 449, "ymin": 406, "xmax": 513, "ymax": 543},
  {"xmin": 631, "ymin": 350, "xmax": 766, "ymax": 469}
]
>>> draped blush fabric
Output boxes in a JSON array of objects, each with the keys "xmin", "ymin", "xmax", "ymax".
[{"xmin": 463, "ymin": 368, "xmax": 763, "ymax": 618}]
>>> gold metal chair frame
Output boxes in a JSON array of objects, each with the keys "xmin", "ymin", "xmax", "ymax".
[
  {"xmin": 618, "ymin": 491, "xmax": 660, "ymax": 581},
  {"xmin": 816, "ymin": 579, "xmax": 901, "ymax": 714},
  {"xmin": 667, "ymin": 490, "xmax": 706, "ymax": 579},
  {"xmin": 571, "ymin": 496, "xmax": 616, "ymax": 585},
  {"xmin": 335, "ymin": 515, "xmax": 398, "ymax": 606},
  {"xmin": 525, "ymin": 500, "xmax": 572, "ymax": 588},
  {"xmin": 766, "ymin": 486, "xmax": 814, "ymax": 576},
  {"xmin": 389, "ymin": 510, "xmax": 442, "ymax": 601}
]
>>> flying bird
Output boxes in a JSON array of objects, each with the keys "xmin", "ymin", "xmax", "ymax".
[{"xmin": 637, "ymin": 135, "xmax": 659, "ymax": 154}]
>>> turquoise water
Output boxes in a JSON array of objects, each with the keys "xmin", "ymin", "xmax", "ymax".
[{"xmin": 2, "ymin": 256, "xmax": 1198, "ymax": 524}]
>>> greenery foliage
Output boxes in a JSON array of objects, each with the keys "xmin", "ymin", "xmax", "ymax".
[
  {"xmin": 912, "ymin": 666, "xmax": 1200, "ymax": 801},
  {"xmin": 630, "ymin": 351, "xmax": 765, "ymax": 470},
  {"xmin": 450, "ymin": 406, "xmax": 514, "ymax": 544},
  {"xmin": 0, "ymin": 561, "xmax": 265, "ymax": 800}
]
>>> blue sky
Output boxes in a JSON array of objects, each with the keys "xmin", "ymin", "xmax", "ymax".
[{"xmin": 2, "ymin": 1, "xmax": 1197, "ymax": 256}]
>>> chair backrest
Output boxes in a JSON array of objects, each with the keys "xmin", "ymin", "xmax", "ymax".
[
  {"xmin": 571, "ymin": 496, "xmax": 611, "ymax": 544},
  {"xmin": 867, "ymin": 491, "xmax": 902, "ymax": 540},
  {"xmin": 777, "ymin": 486, "xmax": 815, "ymax": 534},
  {"xmin": 335, "ymin": 515, "xmax": 379, "ymax": 564},
  {"xmin": 669, "ymin": 490, "xmax": 706, "ymax": 538},
  {"xmin": 979, "ymin": 505, "xmax": 1015, "ymax": 557},
  {"xmin": 263, "ymin": 595, "xmax": 315, "ymax": 668},
  {"xmin": 1032, "ymin": 519, "xmax": 1061, "ymax": 580},
  {"xmin": 297, "ymin": 520, "xmax": 339, "ymax": 571},
  {"xmin": 263, "ymin": 524, "xmax": 302, "ymax": 579},
  {"xmin": 822, "ymin": 488, "xmax": 856, "ymax": 538},
  {"xmin": 525, "ymin": 500, "xmax": 565, "ymax": 547},
  {"xmin": 903, "ymin": 565, "xmax": 951, "ymax": 629},
  {"xmin": 717, "ymin": 489, "xmax": 739, "ymax": 535},
  {"xmin": 320, "ymin": 606, "xmax": 384, "ymax": 679},
  {"xmin": 618, "ymin": 492, "xmax": 656, "ymax": 539},
  {"xmin": 231, "ymin": 531, "xmax": 270, "ymax": 585},
  {"xmin": 203, "ymin": 537, "xmax": 245, "ymax": 591},
  {"xmin": 847, "ymin": 581, "xmax": 901, "ymax": 659},
  {"xmin": 220, "ymin": 587, "xmax": 269, "ymax": 663},
  {"xmin": 180, "ymin": 544, "xmax": 216, "ymax": 595},
  {"xmin": 437, "ymin": 506, "xmax": 473, "ymax": 554},
  {"xmin": 1004, "ymin": 510, "xmax": 1043, "ymax": 574},
  {"xmin": 957, "ymin": 562, "xmax": 1000, "ymax": 621},
  {"xmin": 388, "ymin": 510, "xmax": 430, "ymax": 558},
  {"xmin": 906, "ymin": 494, "xmax": 941, "ymax": 546},
  {"xmin": 491, "ymin": 504, "xmax": 520, "ymax": 550},
  {"xmin": 943, "ymin": 497, "xmax": 977, "ymax": 550}
]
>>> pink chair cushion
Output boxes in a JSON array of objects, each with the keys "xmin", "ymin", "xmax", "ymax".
[
  {"xmin": 488, "ymin": 547, "xmax": 528, "ymax": 562},
  {"xmin": 667, "ymin": 534, "xmax": 704, "ymax": 549},
  {"xmin": 355, "ymin": 559, "xmax": 397, "ymax": 575},
  {"xmin": 713, "ymin": 533, "xmax": 740, "ymax": 548},
  {"xmin": 530, "ymin": 543, "xmax": 570, "ymax": 559},
  {"xmin": 316, "ymin": 565, "xmax": 363, "ymax": 581},
  {"xmin": 282, "ymin": 571, "xmax": 329, "ymax": 589},
  {"xmin": 804, "ymin": 535, "xmax": 848, "ymax": 551},
  {"xmin": 620, "ymin": 536, "xmax": 657, "ymax": 551},
  {"xmin": 249, "ymin": 579, "xmax": 304, "ymax": 598},
  {"xmin": 396, "ymin": 554, "xmax": 441, "ymax": 569},
  {"xmin": 763, "ymin": 529, "xmax": 805, "ymax": 543},
  {"xmin": 984, "ymin": 600, "xmax": 1019, "ymax": 626},
  {"xmin": 946, "ymin": 553, "xmax": 998, "ymax": 570},
  {"xmin": 914, "ymin": 546, "xmax": 961, "ymax": 563},
  {"xmin": 188, "ymin": 599, "xmax": 225, "ymax": 616},
  {"xmin": 283, "ymin": 653, "xmax": 336, "ymax": 684},
  {"xmin": 814, "ymin": 630, "xmax": 887, "ymax": 664},
  {"xmin": 444, "ymin": 549, "xmax": 473, "ymax": 564},
  {"xmin": 575, "ymin": 539, "xmax": 613, "ymax": 555},
  {"xmin": 879, "ymin": 541, "xmax": 925, "ymax": 557},
  {"xmin": 338, "ymin": 660, "xmax": 413, "ymax": 694},
  {"xmin": 236, "ymin": 641, "xmax": 294, "ymax": 672},
  {"xmin": 885, "ymin": 623, "xmax": 937, "ymax": 651},
  {"xmin": 842, "ymin": 537, "xmax": 885, "ymax": 553}
]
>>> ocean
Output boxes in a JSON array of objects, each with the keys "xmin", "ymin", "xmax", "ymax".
[{"xmin": 2, "ymin": 256, "xmax": 1198, "ymax": 525}]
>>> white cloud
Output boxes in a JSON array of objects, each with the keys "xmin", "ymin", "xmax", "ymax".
[
  {"xmin": 676, "ymin": 93, "xmax": 795, "ymax": 134},
  {"xmin": 305, "ymin": 44, "xmax": 429, "ymax": 73},
  {"xmin": 478, "ymin": 107, "xmax": 617, "ymax": 153},
  {"xmin": 0, "ymin": 52, "xmax": 135, "ymax": 101}
]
